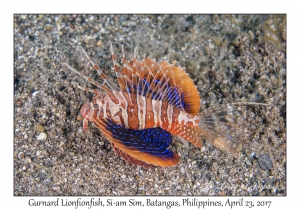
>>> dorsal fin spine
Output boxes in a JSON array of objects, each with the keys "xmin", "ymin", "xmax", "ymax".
[
  {"xmin": 154, "ymin": 78, "xmax": 169, "ymax": 101},
  {"xmin": 150, "ymin": 71, "xmax": 165, "ymax": 99},
  {"xmin": 78, "ymin": 46, "xmax": 119, "ymax": 91},
  {"xmin": 156, "ymin": 71, "xmax": 170, "ymax": 100},
  {"xmin": 147, "ymin": 69, "xmax": 161, "ymax": 99}
]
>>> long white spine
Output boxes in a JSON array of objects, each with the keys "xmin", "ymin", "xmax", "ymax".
[
  {"xmin": 137, "ymin": 95, "xmax": 146, "ymax": 130},
  {"xmin": 152, "ymin": 99, "xmax": 162, "ymax": 127},
  {"xmin": 167, "ymin": 103, "xmax": 173, "ymax": 127}
]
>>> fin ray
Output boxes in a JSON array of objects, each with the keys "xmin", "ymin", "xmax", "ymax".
[{"xmin": 199, "ymin": 104, "xmax": 250, "ymax": 156}]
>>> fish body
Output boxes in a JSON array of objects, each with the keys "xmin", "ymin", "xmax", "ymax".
[
  {"xmin": 81, "ymin": 92, "xmax": 199, "ymax": 136},
  {"xmin": 61, "ymin": 44, "xmax": 261, "ymax": 168}
]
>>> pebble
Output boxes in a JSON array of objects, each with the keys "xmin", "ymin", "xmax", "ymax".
[
  {"xmin": 218, "ymin": 191, "xmax": 226, "ymax": 196},
  {"xmin": 16, "ymin": 100, "xmax": 22, "ymax": 106},
  {"xmin": 19, "ymin": 63, "xmax": 25, "ymax": 69},
  {"xmin": 34, "ymin": 124, "xmax": 44, "ymax": 132},
  {"xmin": 32, "ymin": 91, "xmax": 39, "ymax": 97},
  {"xmin": 18, "ymin": 152, "xmax": 24, "ymax": 159},
  {"xmin": 245, "ymin": 159, "xmax": 252, "ymax": 166},
  {"xmin": 258, "ymin": 154, "xmax": 273, "ymax": 171},
  {"xmin": 37, "ymin": 132, "xmax": 47, "ymax": 140},
  {"xmin": 36, "ymin": 150, "xmax": 43, "ymax": 157},
  {"xmin": 175, "ymin": 142, "xmax": 182, "ymax": 149},
  {"xmin": 26, "ymin": 157, "xmax": 31, "ymax": 163},
  {"xmin": 96, "ymin": 40, "xmax": 102, "ymax": 46},
  {"xmin": 53, "ymin": 186, "xmax": 60, "ymax": 191},
  {"xmin": 44, "ymin": 24, "xmax": 52, "ymax": 31}
]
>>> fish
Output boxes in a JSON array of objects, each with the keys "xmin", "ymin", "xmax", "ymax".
[{"xmin": 61, "ymin": 43, "xmax": 267, "ymax": 169}]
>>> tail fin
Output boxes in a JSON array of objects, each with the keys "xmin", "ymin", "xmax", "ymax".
[{"xmin": 198, "ymin": 102, "xmax": 268, "ymax": 157}]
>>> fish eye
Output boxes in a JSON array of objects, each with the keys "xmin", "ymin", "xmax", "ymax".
[{"xmin": 93, "ymin": 103, "xmax": 99, "ymax": 108}]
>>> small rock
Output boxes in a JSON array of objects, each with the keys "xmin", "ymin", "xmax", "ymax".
[
  {"xmin": 43, "ymin": 179, "xmax": 51, "ymax": 184},
  {"xmin": 26, "ymin": 157, "xmax": 31, "ymax": 163},
  {"xmin": 175, "ymin": 142, "xmax": 183, "ymax": 149},
  {"xmin": 77, "ymin": 115, "xmax": 83, "ymax": 121},
  {"xmin": 34, "ymin": 124, "xmax": 44, "ymax": 132},
  {"xmin": 258, "ymin": 154, "xmax": 273, "ymax": 171},
  {"xmin": 96, "ymin": 40, "xmax": 102, "ymax": 46},
  {"xmin": 19, "ymin": 63, "xmax": 25, "ymax": 69},
  {"xmin": 16, "ymin": 100, "xmax": 22, "ymax": 106},
  {"xmin": 218, "ymin": 191, "xmax": 226, "ymax": 196},
  {"xmin": 245, "ymin": 159, "xmax": 252, "ymax": 166},
  {"xmin": 18, "ymin": 152, "xmax": 24, "ymax": 159},
  {"xmin": 44, "ymin": 24, "xmax": 52, "ymax": 31},
  {"xmin": 37, "ymin": 132, "xmax": 47, "ymax": 140},
  {"xmin": 53, "ymin": 186, "xmax": 60, "ymax": 191},
  {"xmin": 32, "ymin": 91, "xmax": 39, "ymax": 97},
  {"xmin": 38, "ymin": 14, "xmax": 44, "ymax": 20},
  {"xmin": 36, "ymin": 150, "xmax": 43, "ymax": 157}
]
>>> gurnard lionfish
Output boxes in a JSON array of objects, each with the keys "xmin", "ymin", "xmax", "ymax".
[{"xmin": 61, "ymin": 43, "xmax": 266, "ymax": 169}]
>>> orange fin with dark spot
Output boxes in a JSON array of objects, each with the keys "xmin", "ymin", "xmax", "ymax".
[{"xmin": 92, "ymin": 118, "xmax": 180, "ymax": 167}]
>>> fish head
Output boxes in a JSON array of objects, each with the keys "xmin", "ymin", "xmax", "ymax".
[{"xmin": 80, "ymin": 102, "xmax": 94, "ymax": 119}]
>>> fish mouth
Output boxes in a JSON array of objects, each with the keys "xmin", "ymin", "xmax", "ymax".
[{"xmin": 80, "ymin": 102, "xmax": 93, "ymax": 119}]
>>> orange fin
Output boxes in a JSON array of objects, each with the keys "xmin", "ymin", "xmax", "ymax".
[
  {"xmin": 118, "ymin": 55, "xmax": 200, "ymax": 114},
  {"xmin": 112, "ymin": 143, "xmax": 155, "ymax": 169},
  {"xmin": 128, "ymin": 58, "xmax": 200, "ymax": 114}
]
